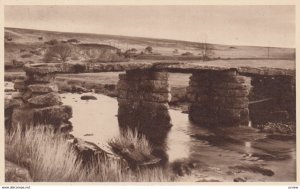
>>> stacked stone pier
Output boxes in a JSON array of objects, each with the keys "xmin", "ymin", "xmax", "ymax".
[
  {"xmin": 5, "ymin": 61, "xmax": 294, "ymax": 132},
  {"xmin": 187, "ymin": 69, "xmax": 252, "ymax": 127},
  {"xmin": 117, "ymin": 70, "xmax": 171, "ymax": 144},
  {"xmin": 8, "ymin": 64, "xmax": 72, "ymax": 131}
]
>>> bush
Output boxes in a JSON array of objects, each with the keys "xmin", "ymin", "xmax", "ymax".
[
  {"xmin": 5, "ymin": 37, "xmax": 13, "ymax": 41},
  {"xmin": 44, "ymin": 44, "xmax": 74, "ymax": 63},
  {"xmin": 181, "ymin": 52, "xmax": 193, "ymax": 56},
  {"xmin": 72, "ymin": 64, "xmax": 86, "ymax": 73},
  {"xmin": 44, "ymin": 39, "xmax": 59, "ymax": 46},
  {"xmin": 145, "ymin": 46, "xmax": 153, "ymax": 54}
]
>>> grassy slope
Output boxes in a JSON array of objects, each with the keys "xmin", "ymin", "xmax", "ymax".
[{"xmin": 5, "ymin": 27, "xmax": 295, "ymax": 63}]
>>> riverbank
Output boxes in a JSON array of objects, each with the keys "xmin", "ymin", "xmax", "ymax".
[{"xmin": 5, "ymin": 125, "xmax": 175, "ymax": 182}]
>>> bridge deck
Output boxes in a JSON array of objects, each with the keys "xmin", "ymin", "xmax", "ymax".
[{"xmin": 25, "ymin": 59, "xmax": 295, "ymax": 77}]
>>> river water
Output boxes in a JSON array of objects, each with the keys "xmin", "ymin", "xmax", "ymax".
[{"xmin": 61, "ymin": 92, "xmax": 296, "ymax": 182}]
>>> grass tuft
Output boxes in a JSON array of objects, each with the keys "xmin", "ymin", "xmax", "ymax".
[
  {"xmin": 5, "ymin": 124, "xmax": 173, "ymax": 182},
  {"xmin": 108, "ymin": 129, "xmax": 152, "ymax": 157}
]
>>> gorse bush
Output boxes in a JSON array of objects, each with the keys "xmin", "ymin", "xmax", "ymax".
[{"xmin": 5, "ymin": 124, "xmax": 173, "ymax": 182}]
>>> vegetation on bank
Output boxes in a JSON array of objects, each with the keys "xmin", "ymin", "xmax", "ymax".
[
  {"xmin": 109, "ymin": 129, "xmax": 152, "ymax": 158},
  {"xmin": 5, "ymin": 125, "xmax": 173, "ymax": 182},
  {"xmin": 256, "ymin": 122, "xmax": 296, "ymax": 135}
]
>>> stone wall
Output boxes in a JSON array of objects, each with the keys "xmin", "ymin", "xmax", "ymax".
[
  {"xmin": 6, "ymin": 64, "xmax": 72, "ymax": 131},
  {"xmin": 117, "ymin": 70, "xmax": 172, "ymax": 145},
  {"xmin": 187, "ymin": 69, "xmax": 252, "ymax": 127}
]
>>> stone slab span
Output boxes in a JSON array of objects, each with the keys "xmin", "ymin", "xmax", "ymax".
[{"xmin": 24, "ymin": 60, "xmax": 295, "ymax": 77}]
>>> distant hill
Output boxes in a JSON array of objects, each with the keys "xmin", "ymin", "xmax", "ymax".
[{"xmin": 4, "ymin": 27, "xmax": 295, "ymax": 69}]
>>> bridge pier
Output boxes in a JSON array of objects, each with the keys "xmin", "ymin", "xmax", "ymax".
[
  {"xmin": 249, "ymin": 75, "xmax": 296, "ymax": 124},
  {"xmin": 117, "ymin": 70, "xmax": 172, "ymax": 144},
  {"xmin": 7, "ymin": 64, "xmax": 72, "ymax": 131},
  {"xmin": 187, "ymin": 69, "xmax": 252, "ymax": 127}
]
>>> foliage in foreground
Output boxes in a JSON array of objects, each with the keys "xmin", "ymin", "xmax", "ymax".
[
  {"xmin": 108, "ymin": 128, "xmax": 152, "ymax": 158},
  {"xmin": 5, "ymin": 125, "xmax": 173, "ymax": 182}
]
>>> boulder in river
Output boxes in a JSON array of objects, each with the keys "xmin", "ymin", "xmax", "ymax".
[
  {"xmin": 80, "ymin": 95, "xmax": 97, "ymax": 100},
  {"xmin": 28, "ymin": 92, "xmax": 62, "ymax": 107},
  {"xmin": 71, "ymin": 85, "xmax": 92, "ymax": 94},
  {"xmin": 109, "ymin": 142, "xmax": 161, "ymax": 169}
]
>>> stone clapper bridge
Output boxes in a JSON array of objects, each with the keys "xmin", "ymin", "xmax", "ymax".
[{"xmin": 9, "ymin": 61, "xmax": 295, "ymax": 143}]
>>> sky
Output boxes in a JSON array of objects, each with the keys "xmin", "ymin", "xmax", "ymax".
[{"xmin": 4, "ymin": 5, "xmax": 295, "ymax": 48}]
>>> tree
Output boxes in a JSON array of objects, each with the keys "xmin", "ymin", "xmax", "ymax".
[
  {"xmin": 44, "ymin": 44, "xmax": 73, "ymax": 63},
  {"xmin": 145, "ymin": 46, "xmax": 153, "ymax": 54}
]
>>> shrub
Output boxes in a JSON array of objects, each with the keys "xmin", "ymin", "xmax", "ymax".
[
  {"xmin": 181, "ymin": 52, "xmax": 193, "ymax": 56},
  {"xmin": 44, "ymin": 39, "xmax": 59, "ymax": 46},
  {"xmin": 72, "ymin": 64, "xmax": 86, "ymax": 73},
  {"xmin": 124, "ymin": 48, "xmax": 138, "ymax": 58},
  {"xmin": 145, "ymin": 46, "xmax": 153, "ymax": 54},
  {"xmin": 44, "ymin": 44, "xmax": 74, "ymax": 63},
  {"xmin": 6, "ymin": 37, "xmax": 13, "ymax": 41}
]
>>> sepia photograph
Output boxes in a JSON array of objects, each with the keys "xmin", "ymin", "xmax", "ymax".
[{"xmin": 3, "ymin": 3, "xmax": 296, "ymax": 183}]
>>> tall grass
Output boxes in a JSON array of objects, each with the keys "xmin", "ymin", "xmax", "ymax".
[
  {"xmin": 108, "ymin": 129, "xmax": 152, "ymax": 157},
  {"xmin": 5, "ymin": 125, "xmax": 84, "ymax": 181},
  {"xmin": 5, "ymin": 125, "xmax": 173, "ymax": 182}
]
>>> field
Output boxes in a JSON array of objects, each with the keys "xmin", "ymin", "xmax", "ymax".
[{"xmin": 5, "ymin": 27, "xmax": 295, "ymax": 71}]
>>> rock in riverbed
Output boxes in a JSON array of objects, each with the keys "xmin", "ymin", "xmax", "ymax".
[
  {"xmin": 28, "ymin": 92, "xmax": 62, "ymax": 107},
  {"xmin": 80, "ymin": 95, "xmax": 97, "ymax": 100}
]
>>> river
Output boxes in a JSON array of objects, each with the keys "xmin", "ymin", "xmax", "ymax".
[{"xmin": 61, "ymin": 92, "xmax": 296, "ymax": 182}]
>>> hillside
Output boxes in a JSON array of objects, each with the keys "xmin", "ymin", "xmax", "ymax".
[{"xmin": 4, "ymin": 27, "xmax": 295, "ymax": 70}]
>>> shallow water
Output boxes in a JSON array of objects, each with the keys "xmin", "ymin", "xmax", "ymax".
[{"xmin": 61, "ymin": 92, "xmax": 296, "ymax": 182}]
